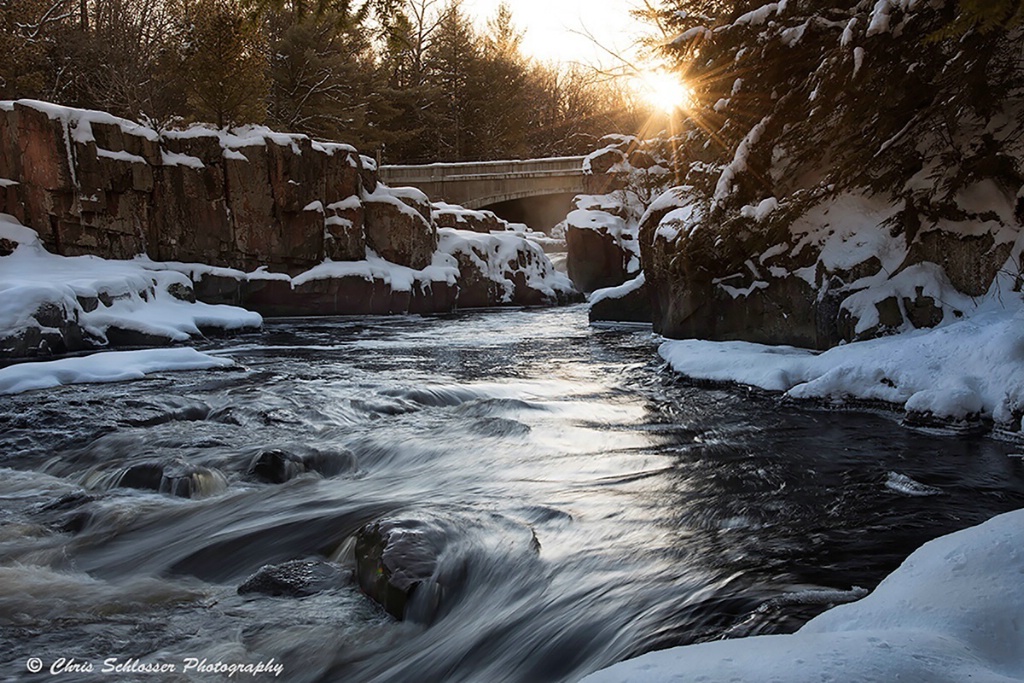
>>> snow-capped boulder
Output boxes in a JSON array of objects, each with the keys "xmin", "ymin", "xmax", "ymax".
[
  {"xmin": 361, "ymin": 185, "xmax": 437, "ymax": 270},
  {"xmin": 432, "ymin": 202, "xmax": 508, "ymax": 233},
  {"xmin": 566, "ymin": 209, "xmax": 641, "ymax": 294},
  {"xmin": 437, "ymin": 228, "xmax": 578, "ymax": 308},
  {"xmin": 589, "ymin": 273, "xmax": 651, "ymax": 324}
]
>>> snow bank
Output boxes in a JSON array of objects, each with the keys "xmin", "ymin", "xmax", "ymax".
[
  {"xmin": 585, "ymin": 507, "xmax": 1024, "ymax": 683},
  {"xmin": 659, "ymin": 305, "xmax": 1024, "ymax": 428},
  {"xmin": 0, "ymin": 215, "xmax": 262, "ymax": 353},
  {"xmin": 0, "ymin": 348, "xmax": 234, "ymax": 395},
  {"xmin": 590, "ymin": 272, "xmax": 646, "ymax": 306}
]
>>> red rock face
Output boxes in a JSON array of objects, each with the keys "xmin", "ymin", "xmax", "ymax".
[
  {"xmin": 362, "ymin": 189, "xmax": 438, "ymax": 270},
  {"xmin": 0, "ymin": 101, "xmax": 371, "ymax": 272}
]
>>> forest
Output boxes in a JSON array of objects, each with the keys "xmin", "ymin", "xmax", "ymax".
[{"xmin": 0, "ymin": 0, "xmax": 649, "ymax": 163}]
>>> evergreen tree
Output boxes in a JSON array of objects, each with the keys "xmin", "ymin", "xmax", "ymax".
[
  {"xmin": 640, "ymin": 0, "xmax": 1024, "ymax": 227},
  {"xmin": 424, "ymin": 0, "xmax": 478, "ymax": 160},
  {"xmin": 266, "ymin": 10, "xmax": 375, "ymax": 141},
  {"xmin": 172, "ymin": 0, "xmax": 270, "ymax": 127}
]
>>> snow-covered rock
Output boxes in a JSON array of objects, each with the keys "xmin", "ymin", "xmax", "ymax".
[
  {"xmin": 432, "ymin": 202, "xmax": 509, "ymax": 234},
  {"xmin": 437, "ymin": 228, "xmax": 578, "ymax": 308},
  {"xmin": 642, "ymin": 187, "xmax": 1024, "ymax": 349},
  {"xmin": 589, "ymin": 273, "xmax": 651, "ymax": 324},
  {"xmin": 0, "ymin": 99, "xmax": 368, "ymax": 271},
  {"xmin": 585, "ymin": 507, "xmax": 1024, "ymax": 683},
  {"xmin": 574, "ymin": 136, "xmax": 673, "ymax": 306},
  {"xmin": 0, "ymin": 215, "xmax": 261, "ymax": 358},
  {"xmin": 660, "ymin": 302, "xmax": 1024, "ymax": 430}
]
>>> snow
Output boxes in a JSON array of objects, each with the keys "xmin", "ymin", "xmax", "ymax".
[
  {"xmin": 584, "ymin": 507, "xmax": 1024, "ymax": 683},
  {"xmin": 432, "ymin": 202, "xmax": 508, "ymax": 231},
  {"xmin": 734, "ymin": 3, "xmax": 785, "ymax": 27},
  {"xmin": 866, "ymin": 0, "xmax": 892, "ymax": 37},
  {"xmin": 841, "ymin": 17, "xmax": 858, "ymax": 46},
  {"xmin": 160, "ymin": 150, "xmax": 204, "ymax": 169},
  {"xmin": 437, "ymin": 228, "xmax": 574, "ymax": 302},
  {"xmin": 673, "ymin": 26, "xmax": 712, "ymax": 44},
  {"xmin": 789, "ymin": 192, "xmax": 904, "ymax": 275},
  {"xmin": 13, "ymin": 99, "xmax": 160, "ymax": 143},
  {"xmin": 327, "ymin": 196, "xmax": 361, "ymax": 212},
  {"xmin": 0, "ymin": 215, "xmax": 262, "ymax": 348},
  {"xmin": 96, "ymin": 148, "xmax": 146, "ymax": 165},
  {"xmin": 780, "ymin": 21, "xmax": 808, "ymax": 47},
  {"xmin": 292, "ymin": 250, "xmax": 458, "ymax": 291},
  {"xmin": 362, "ymin": 184, "xmax": 430, "ymax": 224},
  {"xmin": 654, "ymin": 202, "xmax": 704, "ymax": 244},
  {"xmin": 590, "ymin": 272, "xmax": 645, "ymax": 306},
  {"xmin": 714, "ymin": 118, "xmax": 770, "ymax": 208},
  {"xmin": 853, "ymin": 46, "xmax": 866, "ymax": 76},
  {"xmin": 740, "ymin": 197, "xmax": 779, "ymax": 222},
  {"xmin": 659, "ymin": 304, "xmax": 1024, "ymax": 427},
  {"xmin": 0, "ymin": 348, "xmax": 235, "ymax": 395},
  {"xmin": 566, "ymin": 209, "xmax": 627, "ymax": 236}
]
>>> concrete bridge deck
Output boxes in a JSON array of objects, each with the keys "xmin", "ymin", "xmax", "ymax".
[{"xmin": 379, "ymin": 156, "xmax": 587, "ymax": 210}]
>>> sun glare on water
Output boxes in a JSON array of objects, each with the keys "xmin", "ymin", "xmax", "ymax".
[{"xmin": 635, "ymin": 70, "xmax": 695, "ymax": 114}]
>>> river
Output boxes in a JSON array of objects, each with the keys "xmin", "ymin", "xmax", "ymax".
[{"xmin": 2, "ymin": 305, "xmax": 1023, "ymax": 682}]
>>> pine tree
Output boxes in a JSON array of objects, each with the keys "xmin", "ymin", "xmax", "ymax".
[
  {"xmin": 266, "ymin": 9, "xmax": 375, "ymax": 141},
  {"xmin": 641, "ymin": 0, "xmax": 1024, "ymax": 225},
  {"xmin": 173, "ymin": 0, "xmax": 270, "ymax": 127},
  {"xmin": 424, "ymin": 0, "xmax": 478, "ymax": 160}
]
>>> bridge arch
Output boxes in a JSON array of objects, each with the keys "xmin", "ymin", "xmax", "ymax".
[{"xmin": 379, "ymin": 157, "xmax": 587, "ymax": 228}]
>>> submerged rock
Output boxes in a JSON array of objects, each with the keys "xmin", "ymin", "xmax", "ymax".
[
  {"xmin": 115, "ymin": 459, "xmax": 227, "ymax": 498},
  {"xmin": 35, "ymin": 491, "xmax": 98, "ymax": 534},
  {"xmin": 353, "ymin": 511, "xmax": 543, "ymax": 622},
  {"xmin": 247, "ymin": 448, "xmax": 356, "ymax": 483},
  {"xmin": 248, "ymin": 449, "xmax": 306, "ymax": 484},
  {"xmin": 237, "ymin": 559, "xmax": 349, "ymax": 597},
  {"xmin": 354, "ymin": 519, "xmax": 441, "ymax": 620}
]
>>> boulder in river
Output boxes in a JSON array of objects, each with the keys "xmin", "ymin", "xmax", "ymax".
[
  {"xmin": 238, "ymin": 559, "xmax": 350, "ymax": 597},
  {"xmin": 589, "ymin": 273, "xmax": 652, "ymax": 323},
  {"xmin": 115, "ymin": 459, "xmax": 227, "ymax": 498},
  {"xmin": 248, "ymin": 448, "xmax": 357, "ymax": 483},
  {"xmin": 354, "ymin": 519, "xmax": 441, "ymax": 620}
]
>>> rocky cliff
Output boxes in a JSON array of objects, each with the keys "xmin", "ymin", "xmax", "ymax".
[
  {"xmin": 585, "ymin": 4, "xmax": 1024, "ymax": 349},
  {"xmin": 0, "ymin": 100, "xmax": 375, "ymax": 272},
  {"xmin": 0, "ymin": 100, "xmax": 578, "ymax": 359}
]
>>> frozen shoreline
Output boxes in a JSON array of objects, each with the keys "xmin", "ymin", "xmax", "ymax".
[{"xmin": 585, "ymin": 506, "xmax": 1024, "ymax": 683}]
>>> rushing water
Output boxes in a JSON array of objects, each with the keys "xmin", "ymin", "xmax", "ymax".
[{"xmin": 2, "ymin": 305, "xmax": 1023, "ymax": 683}]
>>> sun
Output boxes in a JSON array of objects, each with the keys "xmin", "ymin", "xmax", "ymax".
[{"xmin": 635, "ymin": 70, "xmax": 696, "ymax": 114}]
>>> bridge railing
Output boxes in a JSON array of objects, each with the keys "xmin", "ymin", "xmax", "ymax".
[{"xmin": 379, "ymin": 156, "xmax": 586, "ymax": 183}]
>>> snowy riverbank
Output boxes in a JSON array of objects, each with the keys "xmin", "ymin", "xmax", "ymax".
[
  {"xmin": 585, "ymin": 506, "xmax": 1024, "ymax": 683},
  {"xmin": 659, "ymin": 300, "xmax": 1024, "ymax": 431},
  {"xmin": 0, "ymin": 214, "xmax": 262, "ymax": 357}
]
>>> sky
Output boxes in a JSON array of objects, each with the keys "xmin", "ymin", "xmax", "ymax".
[{"xmin": 461, "ymin": 0, "xmax": 650, "ymax": 68}]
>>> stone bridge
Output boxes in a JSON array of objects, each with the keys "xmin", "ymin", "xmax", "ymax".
[{"xmin": 379, "ymin": 156, "xmax": 586, "ymax": 209}]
